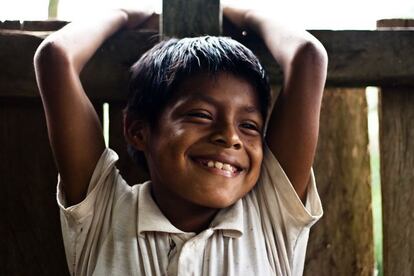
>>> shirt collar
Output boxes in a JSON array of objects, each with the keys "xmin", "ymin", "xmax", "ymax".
[
  {"xmin": 137, "ymin": 182, "xmax": 244, "ymax": 239},
  {"xmin": 137, "ymin": 182, "xmax": 185, "ymax": 237},
  {"xmin": 210, "ymin": 199, "xmax": 244, "ymax": 238}
]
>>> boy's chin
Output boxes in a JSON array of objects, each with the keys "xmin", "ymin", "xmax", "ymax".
[{"xmin": 190, "ymin": 194, "xmax": 241, "ymax": 209}]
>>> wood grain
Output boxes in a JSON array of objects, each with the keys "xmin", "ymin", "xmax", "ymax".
[
  {"xmin": 0, "ymin": 20, "xmax": 21, "ymax": 30},
  {"xmin": 378, "ymin": 19, "xmax": 414, "ymax": 276},
  {"xmin": 232, "ymin": 27, "xmax": 414, "ymax": 87},
  {"xmin": 1, "ymin": 99, "xmax": 70, "ymax": 276},
  {"xmin": 0, "ymin": 29, "xmax": 159, "ymax": 100},
  {"xmin": 304, "ymin": 88, "xmax": 374, "ymax": 276},
  {"xmin": 1, "ymin": 28, "xmax": 414, "ymax": 101},
  {"xmin": 162, "ymin": 0, "xmax": 221, "ymax": 38},
  {"xmin": 379, "ymin": 87, "xmax": 414, "ymax": 276}
]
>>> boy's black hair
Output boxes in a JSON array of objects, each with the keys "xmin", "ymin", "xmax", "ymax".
[{"xmin": 125, "ymin": 36, "xmax": 271, "ymax": 169}]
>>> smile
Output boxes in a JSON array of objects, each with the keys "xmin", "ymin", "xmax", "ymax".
[{"xmin": 192, "ymin": 157, "xmax": 242, "ymax": 178}]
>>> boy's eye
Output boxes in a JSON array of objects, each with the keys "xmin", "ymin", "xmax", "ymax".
[
  {"xmin": 240, "ymin": 122, "xmax": 261, "ymax": 133},
  {"xmin": 187, "ymin": 111, "xmax": 212, "ymax": 120}
]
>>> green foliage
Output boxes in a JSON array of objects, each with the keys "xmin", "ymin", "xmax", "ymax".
[
  {"xmin": 371, "ymin": 152, "xmax": 383, "ymax": 276},
  {"xmin": 48, "ymin": 0, "xmax": 59, "ymax": 19}
]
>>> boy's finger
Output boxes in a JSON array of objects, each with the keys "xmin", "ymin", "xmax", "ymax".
[
  {"xmin": 139, "ymin": 12, "xmax": 159, "ymax": 30},
  {"xmin": 122, "ymin": 10, "xmax": 155, "ymax": 29},
  {"xmin": 222, "ymin": 0, "xmax": 262, "ymax": 27}
]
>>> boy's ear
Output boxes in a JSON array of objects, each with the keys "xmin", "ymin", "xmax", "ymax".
[{"xmin": 123, "ymin": 113, "xmax": 149, "ymax": 151}]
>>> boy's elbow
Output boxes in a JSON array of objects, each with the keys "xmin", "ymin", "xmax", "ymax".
[
  {"xmin": 34, "ymin": 40, "xmax": 71, "ymax": 75},
  {"xmin": 34, "ymin": 40, "xmax": 71, "ymax": 95},
  {"xmin": 298, "ymin": 40, "xmax": 328, "ymax": 71}
]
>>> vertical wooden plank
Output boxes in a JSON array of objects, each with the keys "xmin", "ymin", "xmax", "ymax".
[
  {"xmin": 1, "ymin": 98, "xmax": 69, "ymax": 276},
  {"xmin": 1, "ymin": 98, "xmax": 102, "ymax": 276},
  {"xmin": 378, "ymin": 17, "xmax": 414, "ymax": 276},
  {"xmin": 304, "ymin": 88, "xmax": 374, "ymax": 276},
  {"xmin": 379, "ymin": 88, "xmax": 414, "ymax": 276},
  {"xmin": 108, "ymin": 102, "xmax": 149, "ymax": 185},
  {"xmin": 162, "ymin": 0, "xmax": 221, "ymax": 38}
]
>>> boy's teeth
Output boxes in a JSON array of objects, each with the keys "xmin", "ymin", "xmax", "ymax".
[
  {"xmin": 222, "ymin": 164, "xmax": 232, "ymax": 171},
  {"xmin": 205, "ymin": 160, "xmax": 235, "ymax": 172}
]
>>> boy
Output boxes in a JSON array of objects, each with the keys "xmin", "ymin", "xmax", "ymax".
[{"xmin": 34, "ymin": 2, "xmax": 327, "ymax": 275}]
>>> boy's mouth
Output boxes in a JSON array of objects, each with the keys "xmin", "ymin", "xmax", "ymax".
[{"xmin": 191, "ymin": 157, "xmax": 243, "ymax": 177}]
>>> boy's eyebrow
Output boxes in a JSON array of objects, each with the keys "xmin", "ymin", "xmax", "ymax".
[
  {"xmin": 184, "ymin": 92, "xmax": 217, "ymax": 105},
  {"xmin": 184, "ymin": 93, "xmax": 261, "ymax": 114},
  {"xmin": 243, "ymin": 105, "xmax": 260, "ymax": 114}
]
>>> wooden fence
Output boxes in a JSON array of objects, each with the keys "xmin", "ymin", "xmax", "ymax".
[{"xmin": 1, "ymin": 0, "xmax": 413, "ymax": 275}]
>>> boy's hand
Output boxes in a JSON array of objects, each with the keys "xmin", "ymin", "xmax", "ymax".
[
  {"xmin": 222, "ymin": 0, "xmax": 249, "ymax": 28},
  {"xmin": 222, "ymin": 0, "xmax": 267, "ymax": 32},
  {"xmin": 119, "ymin": 8, "xmax": 157, "ymax": 29}
]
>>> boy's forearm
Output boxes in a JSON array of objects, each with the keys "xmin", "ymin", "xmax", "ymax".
[
  {"xmin": 223, "ymin": 5, "xmax": 328, "ymax": 201},
  {"xmin": 245, "ymin": 12, "xmax": 327, "ymax": 71},
  {"xmin": 39, "ymin": 10, "xmax": 127, "ymax": 73},
  {"xmin": 33, "ymin": 10, "xmax": 128, "ymax": 206}
]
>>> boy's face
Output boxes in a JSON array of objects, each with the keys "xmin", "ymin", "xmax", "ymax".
[{"xmin": 144, "ymin": 72, "xmax": 264, "ymax": 209}]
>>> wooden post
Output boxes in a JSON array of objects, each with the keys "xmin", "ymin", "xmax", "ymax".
[
  {"xmin": 377, "ymin": 19, "xmax": 414, "ymax": 276},
  {"xmin": 304, "ymin": 88, "xmax": 374, "ymax": 275},
  {"xmin": 1, "ymin": 99, "xmax": 71, "ymax": 276},
  {"xmin": 161, "ymin": 0, "xmax": 221, "ymax": 38}
]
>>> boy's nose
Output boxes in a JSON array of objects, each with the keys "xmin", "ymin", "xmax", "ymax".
[{"xmin": 210, "ymin": 124, "xmax": 242, "ymax": 150}]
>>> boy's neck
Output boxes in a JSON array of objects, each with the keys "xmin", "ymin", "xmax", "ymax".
[{"xmin": 150, "ymin": 185, "xmax": 219, "ymax": 234}]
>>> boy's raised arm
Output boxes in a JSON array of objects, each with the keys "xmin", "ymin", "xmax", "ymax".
[
  {"xmin": 223, "ymin": 2, "xmax": 328, "ymax": 202},
  {"xmin": 34, "ymin": 9, "xmax": 153, "ymax": 206}
]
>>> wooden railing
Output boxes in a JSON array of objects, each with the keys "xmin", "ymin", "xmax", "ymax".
[{"xmin": 1, "ymin": 1, "xmax": 413, "ymax": 275}]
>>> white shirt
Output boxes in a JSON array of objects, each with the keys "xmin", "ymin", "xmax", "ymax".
[{"xmin": 57, "ymin": 144, "xmax": 323, "ymax": 276}]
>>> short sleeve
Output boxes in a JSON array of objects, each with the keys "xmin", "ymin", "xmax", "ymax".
[
  {"xmin": 257, "ymin": 143, "xmax": 323, "ymax": 225},
  {"xmin": 251, "ymin": 143, "xmax": 323, "ymax": 275},
  {"xmin": 56, "ymin": 148, "xmax": 130, "ymax": 276}
]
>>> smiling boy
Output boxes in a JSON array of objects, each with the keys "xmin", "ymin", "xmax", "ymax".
[
  {"xmin": 34, "ymin": 2, "xmax": 327, "ymax": 276},
  {"xmin": 128, "ymin": 69, "xmax": 267, "ymax": 233}
]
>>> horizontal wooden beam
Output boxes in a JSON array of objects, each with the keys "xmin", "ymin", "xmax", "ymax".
[
  {"xmin": 234, "ymin": 28, "xmax": 414, "ymax": 87},
  {"xmin": 1, "ymin": 26, "xmax": 414, "ymax": 100},
  {"xmin": 0, "ymin": 30, "xmax": 159, "ymax": 101}
]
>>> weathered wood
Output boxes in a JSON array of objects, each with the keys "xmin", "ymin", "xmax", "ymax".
[
  {"xmin": 0, "ymin": 29, "xmax": 158, "ymax": 100},
  {"xmin": 108, "ymin": 102, "xmax": 149, "ymax": 185},
  {"xmin": 1, "ymin": 99, "xmax": 103, "ymax": 276},
  {"xmin": 224, "ymin": 17, "xmax": 414, "ymax": 87},
  {"xmin": 1, "ymin": 16, "xmax": 159, "ymax": 31},
  {"xmin": 234, "ymin": 28, "xmax": 414, "ymax": 87},
  {"xmin": 379, "ymin": 88, "xmax": 414, "ymax": 276},
  {"xmin": 378, "ymin": 19, "xmax": 414, "ymax": 276},
  {"xmin": 304, "ymin": 88, "xmax": 374, "ymax": 276},
  {"xmin": 22, "ymin": 20, "xmax": 68, "ymax": 31},
  {"xmin": 162, "ymin": 0, "xmax": 221, "ymax": 38},
  {"xmin": 0, "ymin": 20, "xmax": 21, "ymax": 30},
  {"xmin": 1, "ymin": 99, "xmax": 70, "ymax": 276},
  {"xmin": 0, "ymin": 20, "xmax": 69, "ymax": 31},
  {"xmin": 1, "ymin": 28, "xmax": 414, "ymax": 101},
  {"xmin": 377, "ymin": 19, "xmax": 414, "ymax": 29}
]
